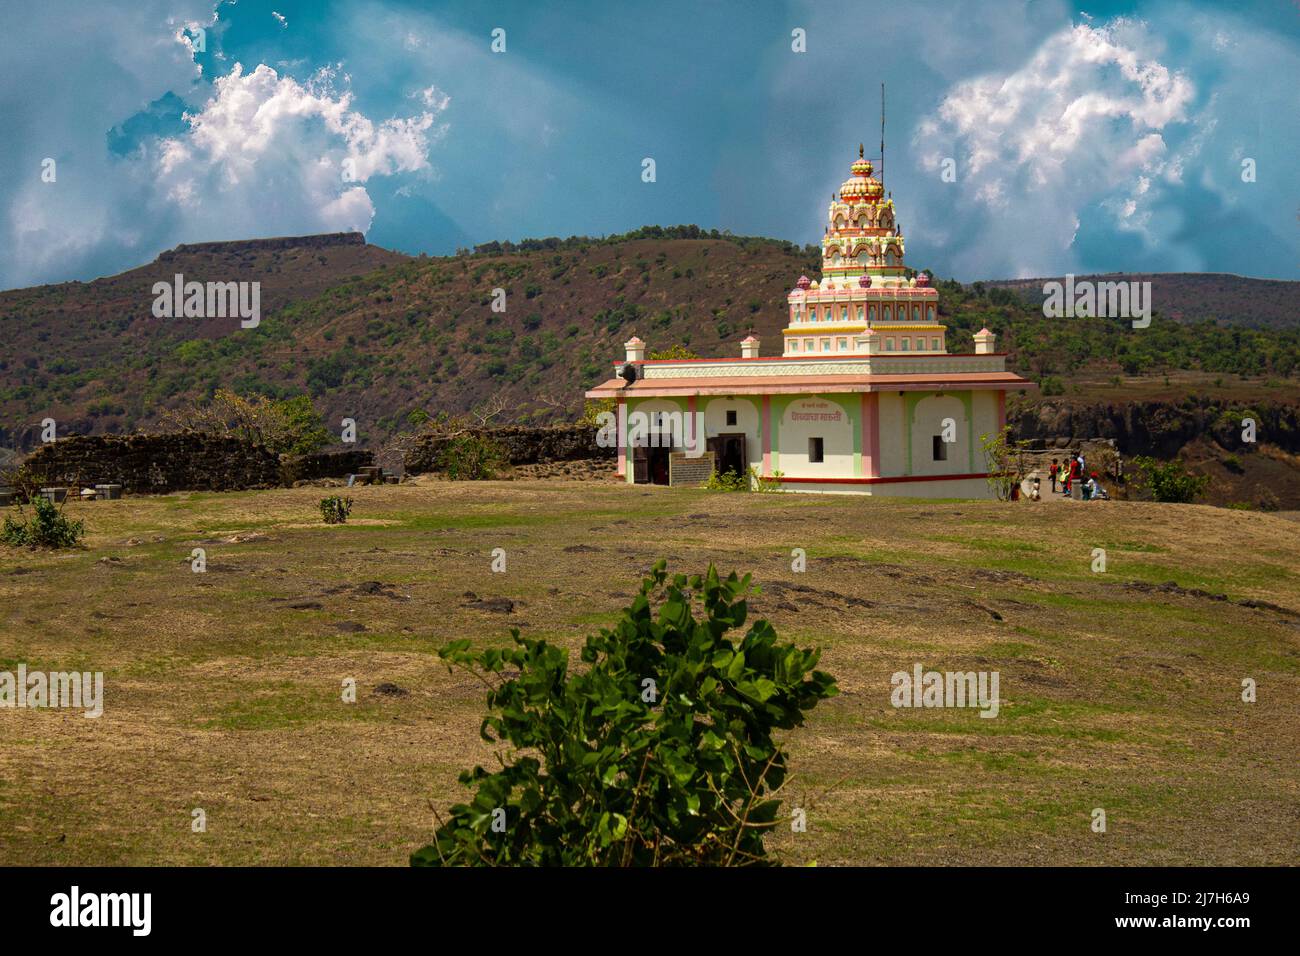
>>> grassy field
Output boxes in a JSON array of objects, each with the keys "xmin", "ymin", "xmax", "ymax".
[{"xmin": 1, "ymin": 480, "xmax": 1297, "ymax": 866}]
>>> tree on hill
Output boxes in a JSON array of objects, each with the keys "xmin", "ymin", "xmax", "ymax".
[
  {"xmin": 648, "ymin": 344, "xmax": 699, "ymax": 360},
  {"xmin": 160, "ymin": 389, "xmax": 331, "ymax": 456}
]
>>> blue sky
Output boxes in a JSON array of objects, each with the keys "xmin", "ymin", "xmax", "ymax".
[{"xmin": 3, "ymin": 0, "xmax": 1297, "ymax": 289}]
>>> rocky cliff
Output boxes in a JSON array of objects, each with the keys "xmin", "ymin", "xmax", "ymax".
[{"xmin": 1009, "ymin": 398, "xmax": 1299, "ymax": 457}]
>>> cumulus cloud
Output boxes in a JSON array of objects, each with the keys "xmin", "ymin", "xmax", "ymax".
[
  {"xmin": 151, "ymin": 62, "xmax": 445, "ymax": 237},
  {"xmin": 0, "ymin": 0, "xmax": 219, "ymax": 288},
  {"xmin": 903, "ymin": 5, "xmax": 1300, "ymax": 280},
  {"xmin": 913, "ymin": 18, "xmax": 1195, "ymax": 275},
  {"xmin": 0, "ymin": 0, "xmax": 447, "ymax": 291}
]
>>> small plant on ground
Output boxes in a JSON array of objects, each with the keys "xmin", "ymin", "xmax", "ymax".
[
  {"xmin": 320, "ymin": 496, "xmax": 353, "ymax": 524},
  {"xmin": 1, "ymin": 495, "xmax": 85, "ymax": 548},
  {"xmin": 411, "ymin": 560, "xmax": 837, "ymax": 866},
  {"xmin": 703, "ymin": 468, "xmax": 749, "ymax": 491}
]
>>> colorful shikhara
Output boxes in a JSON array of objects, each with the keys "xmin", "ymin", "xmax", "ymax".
[{"xmin": 586, "ymin": 146, "xmax": 1034, "ymax": 495}]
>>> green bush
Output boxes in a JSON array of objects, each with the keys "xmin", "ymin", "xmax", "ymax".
[
  {"xmin": 411, "ymin": 561, "xmax": 837, "ymax": 866},
  {"xmin": 1, "ymin": 495, "xmax": 85, "ymax": 548},
  {"xmin": 703, "ymin": 467, "xmax": 783, "ymax": 492},
  {"xmin": 320, "ymin": 496, "xmax": 353, "ymax": 524},
  {"xmin": 273, "ymin": 395, "xmax": 332, "ymax": 456},
  {"xmin": 703, "ymin": 468, "xmax": 749, "ymax": 491},
  {"xmin": 436, "ymin": 434, "xmax": 504, "ymax": 480},
  {"xmin": 1132, "ymin": 456, "xmax": 1210, "ymax": 503}
]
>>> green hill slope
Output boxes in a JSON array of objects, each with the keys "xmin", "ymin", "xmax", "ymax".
[{"xmin": 1, "ymin": 229, "xmax": 1297, "ymax": 448}]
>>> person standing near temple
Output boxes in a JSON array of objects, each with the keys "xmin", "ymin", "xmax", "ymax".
[{"xmin": 1049, "ymin": 458, "xmax": 1059, "ymax": 493}]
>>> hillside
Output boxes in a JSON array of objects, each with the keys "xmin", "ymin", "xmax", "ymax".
[
  {"xmin": 983, "ymin": 273, "xmax": 1299, "ymax": 329},
  {"xmin": 0, "ymin": 233, "xmax": 408, "ymax": 446},
  {"xmin": 1, "ymin": 230, "xmax": 1297, "ymax": 448}
]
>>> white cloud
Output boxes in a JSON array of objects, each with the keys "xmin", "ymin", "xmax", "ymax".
[
  {"xmin": 413, "ymin": 84, "xmax": 451, "ymax": 111},
  {"xmin": 911, "ymin": 17, "xmax": 1197, "ymax": 275},
  {"xmin": 0, "ymin": 0, "xmax": 217, "ymax": 288},
  {"xmin": 920, "ymin": 20, "xmax": 1193, "ymax": 191},
  {"xmin": 151, "ymin": 62, "xmax": 446, "ymax": 236}
]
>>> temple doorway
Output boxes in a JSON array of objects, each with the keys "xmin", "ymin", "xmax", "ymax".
[
  {"xmin": 648, "ymin": 446, "xmax": 670, "ymax": 485},
  {"xmin": 708, "ymin": 433, "xmax": 747, "ymax": 478},
  {"xmin": 632, "ymin": 441, "xmax": 672, "ymax": 485}
]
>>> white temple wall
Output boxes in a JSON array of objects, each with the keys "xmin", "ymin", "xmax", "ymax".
[
  {"xmin": 787, "ymin": 477, "xmax": 995, "ymax": 499},
  {"xmin": 971, "ymin": 390, "xmax": 1001, "ymax": 449},
  {"xmin": 878, "ymin": 392, "xmax": 907, "ymax": 476},
  {"xmin": 909, "ymin": 393, "xmax": 970, "ymax": 477},
  {"xmin": 702, "ymin": 398, "xmax": 762, "ymax": 470},
  {"xmin": 776, "ymin": 395, "xmax": 854, "ymax": 478}
]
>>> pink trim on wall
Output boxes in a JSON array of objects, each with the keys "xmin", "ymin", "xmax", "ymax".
[
  {"xmin": 611, "ymin": 352, "xmax": 1010, "ymax": 366},
  {"xmin": 861, "ymin": 392, "xmax": 880, "ymax": 478},
  {"xmin": 761, "ymin": 395, "xmax": 772, "ymax": 475},
  {"xmin": 616, "ymin": 398, "xmax": 626, "ymax": 476}
]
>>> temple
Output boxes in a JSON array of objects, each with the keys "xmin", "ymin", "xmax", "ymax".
[{"xmin": 585, "ymin": 145, "xmax": 1034, "ymax": 496}]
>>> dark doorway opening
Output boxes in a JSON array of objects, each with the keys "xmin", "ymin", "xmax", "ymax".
[
  {"xmin": 648, "ymin": 445, "xmax": 670, "ymax": 485},
  {"xmin": 633, "ymin": 439, "xmax": 672, "ymax": 485},
  {"xmin": 708, "ymin": 433, "xmax": 747, "ymax": 478}
]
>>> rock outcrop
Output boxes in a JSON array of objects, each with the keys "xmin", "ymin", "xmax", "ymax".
[
  {"xmin": 18, "ymin": 434, "xmax": 371, "ymax": 493},
  {"xmin": 1009, "ymin": 398, "xmax": 1299, "ymax": 457}
]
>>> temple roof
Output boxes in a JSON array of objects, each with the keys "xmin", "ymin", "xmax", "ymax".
[
  {"xmin": 840, "ymin": 144, "xmax": 884, "ymax": 201},
  {"xmin": 587, "ymin": 369, "xmax": 1031, "ymax": 399}
]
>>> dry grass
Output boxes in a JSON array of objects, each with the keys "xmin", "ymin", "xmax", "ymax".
[{"xmin": 1, "ymin": 479, "xmax": 1297, "ymax": 865}]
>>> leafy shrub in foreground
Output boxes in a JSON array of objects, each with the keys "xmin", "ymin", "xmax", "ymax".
[
  {"xmin": 412, "ymin": 561, "xmax": 837, "ymax": 866},
  {"xmin": 320, "ymin": 496, "xmax": 353, "ymax": 524},
  {"xmin": 1, "ymin": 495, "xmax": 85, "ymax": 548}
]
